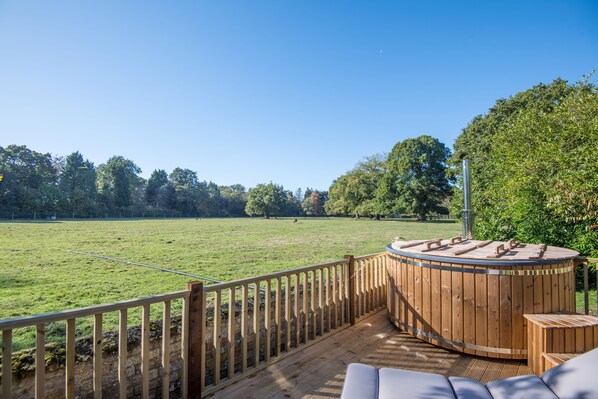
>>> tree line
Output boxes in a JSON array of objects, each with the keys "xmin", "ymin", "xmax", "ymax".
[{"xmin": 0, "ymin": 147, "xmax": 328, "ymax": 219}]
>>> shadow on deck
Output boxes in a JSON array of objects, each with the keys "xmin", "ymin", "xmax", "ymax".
[{"xmin": 207, "ymin": 310, "xmax": 531, "ymax": 398}]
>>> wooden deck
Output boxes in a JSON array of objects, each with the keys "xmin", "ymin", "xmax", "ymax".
[{"xmin": 207, "ymin": 310, "xmax": 531, "ymax": 398}]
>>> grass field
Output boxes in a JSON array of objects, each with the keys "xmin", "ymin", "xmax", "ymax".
[{"xmin": 1, "ymin": 217, "xmax": 460, "ymax": 349}]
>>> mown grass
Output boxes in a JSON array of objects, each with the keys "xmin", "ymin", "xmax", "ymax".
[{"xmin": 1, "ymin": 217, "xmax": 460, "ymax": 349}]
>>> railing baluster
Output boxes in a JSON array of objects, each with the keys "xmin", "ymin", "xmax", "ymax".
[
  {"xmin": 141, "ymin": 304, "xmax": 150, "ymax": 399},
  {"xmin": 332, "ymin": 266, "xmax": 338, "ymax": 329},
  {"xmin": 36, "ymin": 323, "xmax": 45, "ymax": 399},
  {"xmin": 302, "ymin": 272, "xmax": 308, "ymax": 343},
  {"xmin": 93, "ymin": 314, "xmax": 103, "ymax": 399},
  {"xmin": 339, "ymin": 264, "xmax": 345, "ymax": 325},
  {"xmin": 265, "ymin": 279, "xmax": 271, "ymax": 362},
  {"xmin": 200, "ymin": 290, "xmax": 206, "ymax": 393},
  {"xmin": 2, "ymin": 329, "xmax": 12, "ymax": 399},
  {"xmin": 213, "ymin": 291, "xmax": 221, "ymax": 386},
  {"xmin": 285, "ymin": 275, "xmax": 291, "ymax": 352},
  {"xmin": 275, "ymin": 277, "xmax": 281, "ymax": 356},
  {"xmin": 310, "ymin": 270, "xmax": 316, "ymax": 339},
  {"xmin": 66, "ymin": 318, "xmax": 76, "ymax": 399},
  {"xmin": 583, "ymin": 261, "xmax": 589, "ymax": 315},
  {"xmin": 325, "ymin": 267, "xmax": 331, "ymax": 333},
  {"xmin": 241, "ymin": 284, "xmax": 248, "ymax": 372},
  {"xmin": 253, "ymin": 282, "xmax": 261, "ymax": 367},
  {"xmin": 118, "ymin": 309, "xmax": 128, "ymax": 399},
  {"xmin": 294, "ymin": 273, "xmax": 300, "ymax": 348},
  {"xmin": 318, "ymin": 269, "xmax": 323, "ymax": 335},
  {"xmin": 162, "ymin": 300, "xmax": 171, "ymax": 397},
  {"xmin": 227, "ymin": 286, "xmax": 236, "ymax": 380}
]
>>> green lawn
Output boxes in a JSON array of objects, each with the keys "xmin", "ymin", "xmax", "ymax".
[{"xmin": 1, "ymin": 217, "xmax": 460, "ymax": 349}]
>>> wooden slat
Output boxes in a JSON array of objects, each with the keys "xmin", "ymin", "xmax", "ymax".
[
  {"xmin": 325, "ymin": 268, "xmax": 331, "ymax": 333},
  {"xmin": 431, "ymin": 259, "xmax": 441, "ymax": 347},
  {"xmin": 213, "ymin": 292, "xmax": 221, "ymax": 385},
  {"xmin": 141, "ymin": 304, "xmax": 150, "ymax": 399},
  {"xmin": 285, "ymin": 275, "xmax": 292, "ymax": 351},
  {"xmin": 310, "ymin": 270, "xmax": 316, "ymax": 339},
  {"xmin": 265, "ymin": 279, "xmax": 271, "ymax": 362},
  {"xmin": 499, "ymin": 275, "xmax": 512, "ymax": 359},
  {"xmin": 415, "ymin": 260, "xmax": 423, "ymax": 333},
  {"xmin": 2, "ymin": 329, "xmax": 12, "ymax": 399},
  {"xmin": 294, "ymin": 274, "xmax": 300, "ymax": 347},
  {"xmin": 118, "ymin": 309, "xmax": 128, "ymax": 399},
  {"xmin": 228, "ymin": 286, "xmax": 236, "ymax": 379},
  {"xmin": 253, "ymin": 282, "xmax": 261, "ymax": 367},
  {"xmin": 36, "ymin": 324, "xmax": 45, "ymax": 399},
  {"xmin": 487, "ymin": 273, "xmax": 500, "ymax": 357},
  {"xmin": 440, "ymin": 265, "xmax": 451, "ymax": 341},
  {"xmin": 163, "ymin": 300, "xmax": 172, "ymax": 396},
  {"xmin": 318, "ymin": 269, "xmax": 324, "ymax": 335},
  {"xmin": 533, "ymin": 266, "xmax": 544, "ymax": 313},
  {"xmin": 66, "ymin": 319, "xmax": 76, "ymax": 399},
  {"xmin": 543, "ymin": 265, "xmax": 552, "ymax": 313},
  {"xmin": 275, "ymin": 278, "xmax": 281, "ymax": 357},
  {"xmin": 452, "ymin": 268, "xmax": 463, "ymax": 347},
  {"xmin": 200, "ymin": 290, "xmax": 206, "ymax": 393},
  {"xmin": 93, "ymin": 313, "xmax": 103, "ymax": 399},
  {"xmin": 241, "ymin": 284, "xmax": 248, "ymax": 373},
  {"xmin": 422, "ymin": 259, "xmax": 432, "ymax": 335},
  {"xmin": 462, "ymin": 265, "xmax": 475, "ymax": 355},
  {"xmin": 338, "ymin": 265, "xmax": 345, "ymax": 325},
  {"xmin": 302, "ymin": 272, "xmax": 308, "ymax": 343},
  {"xmin": 331, "ymin": 266, "xmax": 337, "ymax": 328},
  {"xmin": 475, "ymin": 270, "xmax": 488, "ymax": 357},
  {"xmin": 511, "ymin": 266, "xmax": 524, "ymax": 357}
]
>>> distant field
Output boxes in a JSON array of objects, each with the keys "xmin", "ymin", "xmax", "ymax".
[{"xmin": 1, "ymin": 217, "xmax": 460, "ymax": 349}]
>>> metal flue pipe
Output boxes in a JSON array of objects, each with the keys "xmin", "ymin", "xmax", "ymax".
[{"xmin": 462, "ymin": 160, "xmax": 473, "ymax": 240}]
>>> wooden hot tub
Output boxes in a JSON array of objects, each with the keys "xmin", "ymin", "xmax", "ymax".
[{"xmin": 386, "ymin": 238, "xmax": 579, "ymax": 359}]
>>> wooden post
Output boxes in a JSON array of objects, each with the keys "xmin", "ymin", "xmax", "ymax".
[
  {"xmin": 583, "ymin": 261, "xmax": 589, "ymax": 315},
  {"xmin": 345, "ymin": 255, "xmax": 356, "ymax": 326},
  {"xmin": 185, "ymin": 281, "xmax": 204, "ymax": 399}
]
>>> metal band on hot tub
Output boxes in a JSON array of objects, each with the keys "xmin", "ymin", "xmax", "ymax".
[
  {"xmin": 387, "ymin": 253, "xmax": 574, "ymax": 276},
  {"xmin": 388, "ymin": 314, "xmax": 527, "ymax": 355}
]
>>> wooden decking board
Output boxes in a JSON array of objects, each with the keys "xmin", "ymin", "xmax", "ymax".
[{"xmin": 208, "ymin": 310, "xmax": 530, "ymax": 399}]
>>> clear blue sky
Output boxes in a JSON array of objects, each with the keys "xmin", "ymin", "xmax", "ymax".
[{"xmin": 1, "ymin": 1, "xmax": 596, "ymax": 192}]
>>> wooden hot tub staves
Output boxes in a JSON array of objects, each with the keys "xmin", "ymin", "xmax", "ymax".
[{"xmin": 386, "ymin": 240, "xmax": 579, "ymax": 360}]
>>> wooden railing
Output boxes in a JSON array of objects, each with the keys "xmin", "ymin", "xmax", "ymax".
[
  {"xmin": 0, "ymin": 290, "xmax": 191, "ymax": 399},
  {"xmin": 0, "ymin": 252, "xmax": 388, "ymax": 398}
]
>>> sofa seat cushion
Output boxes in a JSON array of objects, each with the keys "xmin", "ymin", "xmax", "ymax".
[
  {"xmin": 449, "ymin": 376, "xmax": 493, "ymax": 399},
  {"xmin": 541, "ymin": 347, "xmax": 598, "ymax": 399},
  {"xmin": 340, "ymin": 363, "xmax": 379, "ymax": 399},
  {"xmin": 486, "ymin": 374, "xmax": 558, "ymax": 399},
  {"xmin": 378, "ymin": 368, "xmax": 455, "ymax": 399}
]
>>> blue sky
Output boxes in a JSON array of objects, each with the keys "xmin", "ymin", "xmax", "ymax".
[{"xmin": 1, "ymin": 1, "xmax": 596, "ymax": 192}]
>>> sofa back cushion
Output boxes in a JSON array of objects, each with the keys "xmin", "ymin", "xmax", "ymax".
[
  {"xmin": 379, "ymin": 368, "xmax": 455, "ymax": 399},
  {"xmin": 486, "ymin": 374, "xmax": 558, "ymax": 399},
  {"xmin": 541, "ymin": 347, "xmax": 598, "ymax": 399}
]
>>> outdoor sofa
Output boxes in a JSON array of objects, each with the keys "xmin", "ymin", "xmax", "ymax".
[{"xmin": 340, "ymin": 347, "xmax": 598, "ymax": 399}]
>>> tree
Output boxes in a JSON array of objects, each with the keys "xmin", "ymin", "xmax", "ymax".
[
  {"xmin": 59, "ymin": 151, "xmax": 96, "ymax": 212},
  {"xmin": 169, "ymin": 168, "xmax": 200, "ymax": 214},
  {"xmin": 145, "ymin": 169, "xmax": 169, "ymax": 207},
  {"xmin": 220, "ymin": 184, "xmax": 247, "ymax": 216},
  {"xmin": 96, "ymin": 156, "xmax": 143, "ymax": 209},
  {"xmin": 0, "ymin": 145, "xmax": 60, "ymax": 212},
  {"xmin": 245, "ymin": 182, "xmax": 288, "ymax": 218},
  {"xmin": 469, "ymin": 78, "xmax": 597, "ymax": 257},
  {"xmin": 302, "ymin": 190, "xmax": 326, "ymax": 216},
  {"xmin": 325, "ymin": 155, "xmax": 385, "ymax": 217},
  {"xmin": 377, "ymin": 136, "xmax": 451, "ymax": 221}
]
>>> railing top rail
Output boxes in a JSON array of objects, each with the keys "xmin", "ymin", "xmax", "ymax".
[
  {"xmin": 204, "ymin": 259, "xmax": 349, "ymax": 292},
  {"xmin": 354, "ymin": 252, "xmax": 387, "ymax": 262},
  {"xmin": 0, "ymin": 290, "xmax": 190, "ymax": 331}
]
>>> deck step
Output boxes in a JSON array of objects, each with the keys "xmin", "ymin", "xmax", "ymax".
[{"xmin": 542, "ymin": 352, "xmax": 579, "ymax": 370}]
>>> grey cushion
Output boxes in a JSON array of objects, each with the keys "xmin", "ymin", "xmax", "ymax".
[
  {"xmin": 378, "ymin": 367, "xmax": 456, "ymax": 399},
  {"xmin": 449, "ymin": 376, "xmax": 493, "ymax": 399},
  {"xmin": 541, "ymin": 347, "xmax": 598, "ymax": 399},
  {"xmin": 486, "ymin": 374, "xmax": 558, "ymax": 399},
  {"xmin": 340, "ymin": 363, "xmax": 379, "ymax": 399}
]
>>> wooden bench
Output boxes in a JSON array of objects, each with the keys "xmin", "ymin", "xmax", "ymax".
[{"xmin": 524, "ymin": 313, "xmax": 598, "ymax": 375}]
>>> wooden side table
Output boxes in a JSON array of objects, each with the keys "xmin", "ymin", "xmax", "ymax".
[{"xmin": 524, "ymin": 313, "xmax": 598, "ymax": 375}]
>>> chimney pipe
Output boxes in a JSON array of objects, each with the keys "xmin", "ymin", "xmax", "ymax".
[{"xmin": 462, "ymin": 160, "xmax": 473, "ymax": 240}]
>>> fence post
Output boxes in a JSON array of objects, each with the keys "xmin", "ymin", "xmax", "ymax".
[
  {"xmin": 186, "ymin": 281, "xmax": 204, "ymax": 398},
  {"xmin": 345, "ymin": 255, "xmax": 356, "ymax": 326}
]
